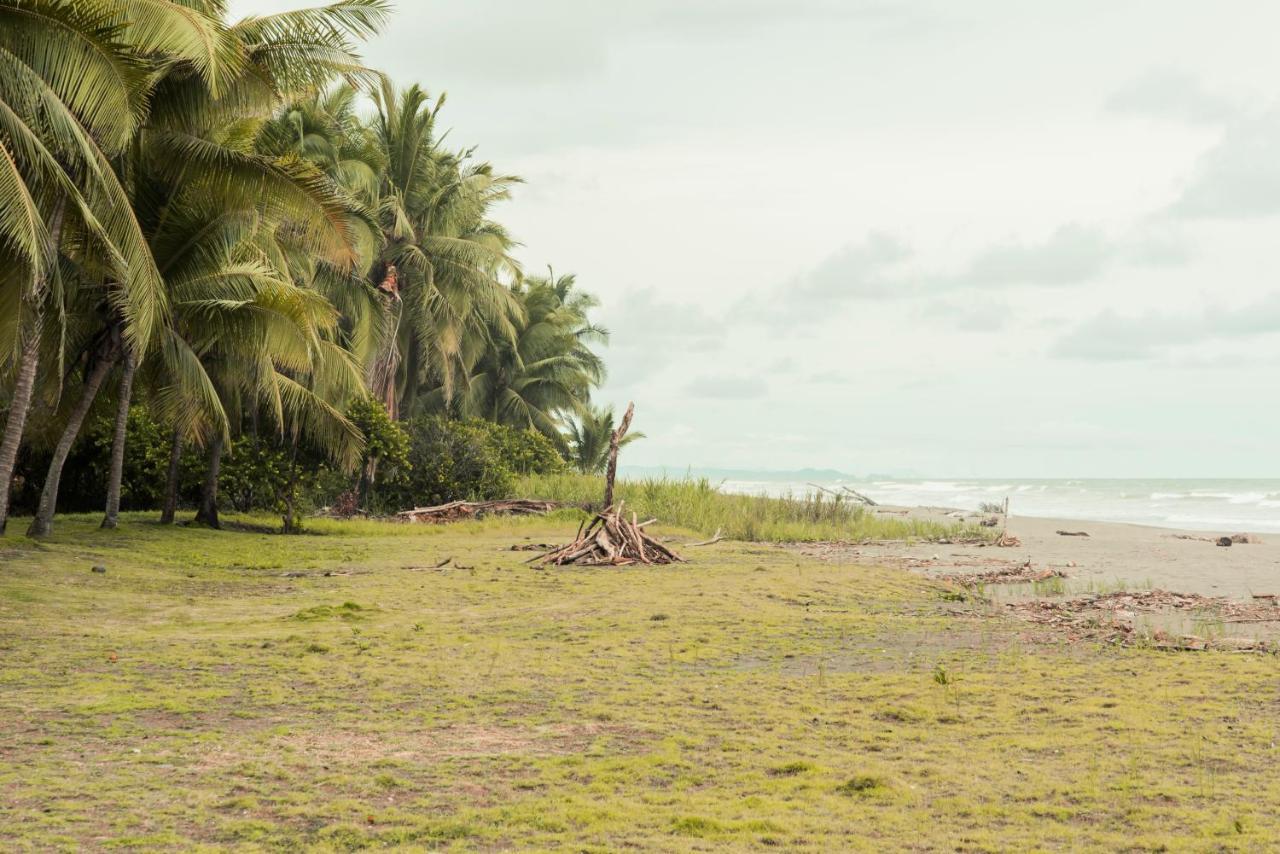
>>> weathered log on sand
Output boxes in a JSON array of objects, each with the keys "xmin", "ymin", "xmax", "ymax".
[
  {"xmin": 397, "ymin": 499, "xmax": 561, "ymax": 523},
  {"xmin": 531, "ymin": 501, "xmax": 684, "ymax": 566}
]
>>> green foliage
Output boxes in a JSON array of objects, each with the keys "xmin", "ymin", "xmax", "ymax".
[
  {"xmin": 10, "ymin": 406, "xmax": 202, "ymax": 515},
  {"xmin": 0, "ymin": 2, "xmax": 615, "ymax": 536},
  {"xmin": 367, "ymin": 417, "xmax": 567, "ymax": 511},
  {"xmin": 219, "ymin": 442, "xmax": 298, "ymax": 515},
  {"xmin": 482, "ymin": 422, "xmax": 567, "ymax": 477},
  {"xmin": 347, "ymin": 397, "xmax": 411, "ymax": 475}
]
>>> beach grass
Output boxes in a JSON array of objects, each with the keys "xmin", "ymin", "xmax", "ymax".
[
  {"xmin": 514, "ymin": 473, "xmax": 990, "ymax": 543},
  {"xmin": 2, "ymin": 513, "xmax": 1279, "ymax": 850}
]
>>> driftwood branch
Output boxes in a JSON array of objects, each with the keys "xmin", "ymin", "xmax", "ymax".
[
  {"xmin": 687, "ymin": 528, "xmax": 724, "ymax": 547},
  {"xmin": 807, "ymin": 483, "xmax": 878, "ymax": 506},
  {"xmin": 397, "ymin": 499, "xmax": 560, "ymax": 523}
]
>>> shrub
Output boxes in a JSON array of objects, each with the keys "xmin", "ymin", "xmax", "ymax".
[
  {"xmin": 370, "ymin": 417, "xmax": 493, "ymax": 510},
  {"xmin": 477, "ymin": 422, "xmax": 566, "ymax": 476}
]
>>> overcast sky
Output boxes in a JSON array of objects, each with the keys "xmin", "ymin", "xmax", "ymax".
[{"xmin": 235, "ymin": 0, "xmax": 1280, "ymax": 477}]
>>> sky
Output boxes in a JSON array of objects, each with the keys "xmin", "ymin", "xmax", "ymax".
[{"xmin": 233, "ymin": 0, "xmax": 1280, "ymax": 478}]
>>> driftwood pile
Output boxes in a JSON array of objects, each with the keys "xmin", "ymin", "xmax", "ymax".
[
  {"xmin": 397, "ymin": 499, "xmax": 560, "ymax": 523},
  {"xmin": 531, "ymin": 502, "xmax": 683, "ymax": 566}
]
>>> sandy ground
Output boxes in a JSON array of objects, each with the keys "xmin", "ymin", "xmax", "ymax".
[{"xmin": 822, "ymin": 507, "xmax": 1280, "ymax": 601}]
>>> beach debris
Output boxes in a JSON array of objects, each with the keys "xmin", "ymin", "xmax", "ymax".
[
  {"xmin": 396, "ymin": 499, "xmax": 560, "ymax": 524},
  {"xmin": 1171, "ymin": 532, "xmax": 1260, "ymax": 546},
  {"xmin": 1056, "ymin": 530, "xmax": 1090, "ymax": 537},
  {"xmin": 980, "ymin": 516, "xmax": 1000, "ymax": 527},
  {"xmin": 687, "ymin": 528, "xmax": 725, "ymax": 547},
  {"xmin": 808, "ymin": 482, "xmax": 879, "ymax": 506},
  {"xmin": 941, "ymin": 563, "xmax": 1065, "ymax": 587},
  {"xmin": 1004, "ymin": 589, "xmax": 1280, "ymax": 652},
  {"xmin": 986, "ymin": 532, "xmax": 1022, "ymax": 548},
  {"xmin": 530, "ymin": 502, "xmax": 682, "ymax": 567}
]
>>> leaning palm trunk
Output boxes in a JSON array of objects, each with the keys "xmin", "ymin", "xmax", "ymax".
[
  {"xmin": 159, "ymin": 427, "xmax": 183, "ymax": 524},
  {"xmin": 194, "ymin": 434, "xmax": 224, "ymax": 529},
  {"xmin": 100, "ymin": 347, "xmax": 137, "ymax": 529},
  {"xmin": 26, "ymin": 350, "xmax": 119, "ymax": 537},
  {"xmin": 0, "ymin": 199, "xmax": 66, "ymax": 534},
  {"xmin": 0, "ymin": 325, "xmax": 43, "ymax": 535}
]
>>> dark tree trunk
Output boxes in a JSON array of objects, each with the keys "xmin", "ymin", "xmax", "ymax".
[
  {"xmin": 281, "ymin": 431, "xmax": 302, "ymax": 534},
  {"xmin": 100, "ymin": 347, "xmax": 137, "ymax": 529},
  {"xmin": 159, "ymin": 427, "xmax": 183, "ymax": 524},
  {"xmin": 194, "ymin": 434, "xmax": 224, "ymax": 529},
  {"xmin": 0, "ymin": 325, "xmax": 42, "ymax": 535},
  {"xmin": 0, "ymin": 197, "xmax": 65, "ymax": 535},
  {"xmin": 26, "ymin": 351, "xmax": 119, "ymax": 537}
]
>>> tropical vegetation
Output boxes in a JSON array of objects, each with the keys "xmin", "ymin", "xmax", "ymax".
[{"xmin": 0, "ymin": 0, "xmax": 617, "ymax": 534}]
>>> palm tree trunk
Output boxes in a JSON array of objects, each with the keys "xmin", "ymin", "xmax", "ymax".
[
  {"xmin": 0, "ymin": 325, "xmax": 43, "ymax": 536},
  {"xmin": 194, "ymin": 434, "xmax": 224, "ymax": 529},
  {"xmin": 26, "ymin": 351, "xmax": 119, "ymax": 538},
  {"xmin": 0, "ymin": 197, "xmax": 66, "ymax": 535},
  {"xmin": 281, "ymin": 431, "xmax": 302, "ymax": 534},
  {"xmin": 159, "ymin": 427, "xmax": 183, "ymax": 524},
  {"xmin": 100, "ymin": 347, "xmax": 137, "ymax": 529}
]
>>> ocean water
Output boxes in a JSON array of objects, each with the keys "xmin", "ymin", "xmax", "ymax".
[{"xmin": 717, "ymin": 478, "xmax": 1280, "ymax": 534}]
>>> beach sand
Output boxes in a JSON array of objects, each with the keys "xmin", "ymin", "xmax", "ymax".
[{"xmin": 825, "ymin": 507, "xmax": 1280, "ymax": 601}]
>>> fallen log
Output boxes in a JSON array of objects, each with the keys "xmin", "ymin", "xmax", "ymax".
[
  {"xmin": 531, "ymin": 502, "xmax": 684, "ymax": 566},
  {"xmin": 396, "ymin": 499, "xmax": 561, "ymax": 523}
]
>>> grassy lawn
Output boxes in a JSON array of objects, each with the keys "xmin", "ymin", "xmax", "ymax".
[{"xmin": 1, "ymin": 513, "xmax": 1277, "ymax": 851}]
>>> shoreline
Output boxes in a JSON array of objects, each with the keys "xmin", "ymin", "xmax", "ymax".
[{"xmin": 853, "ymin": 505, "xmax": 1279, "ymax": 602}]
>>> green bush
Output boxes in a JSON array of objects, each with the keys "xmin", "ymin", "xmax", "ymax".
[
  {"xmin": 476, "ymin": 421, "xmax": 566, "ymax": 477},
  {"xmin": 370, "ymin": 417, "xmax": 565, "ymax": 511},
  {"xmin": 10, "ymin": 406, "xmax": 204, "ymax": 515}
]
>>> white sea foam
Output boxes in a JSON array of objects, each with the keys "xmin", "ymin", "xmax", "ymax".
[{"xmin": 720, "ymin": 477, "xmax": 1280, "ymax": 533}]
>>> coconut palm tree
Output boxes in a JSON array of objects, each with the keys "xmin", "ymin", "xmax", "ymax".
[
  {"xmin": 366, "ymin": 83, "xmax": 524, "ymax": 420},
  {"xmin": 18, "ymin": 0, "xmax": 387, "ymax": 536},
  {"xmin": 0, "ymin": 0, "xmax": 216, "ymax": 532},
  {"xmin": 450, "ymin": 271, "xmax": 608, "ymax": 446},
  {"xmin": 566, "ymin": 405, "xmax": 645, "ymax": 474}
]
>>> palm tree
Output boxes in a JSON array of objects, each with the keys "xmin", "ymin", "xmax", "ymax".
[
  {"xmin": 566, "ymin": 405, "xmax": 645, "ymax": 474},
  {"xmin": 451, "ymin": 271, "xmax": 608, "ymax": 446},
  {"xmin": 367, "ymin": 83, "xmax": 524, "ymax": 420},
  {"xmin": 0, "ymin": 0, "xmax": 207, "ymax": 532},
  {"xmin": 18, "ymin": 0, "xmax": 387, "ymax": 536}
]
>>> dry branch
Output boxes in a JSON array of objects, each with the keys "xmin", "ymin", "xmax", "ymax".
[
  {"xmin": 397, "ymin": 499, "xmax": 561, "ymax": 524},
  {"xmin": 687, "ymin": 528, "xmax": 724, "ymax": 547}
]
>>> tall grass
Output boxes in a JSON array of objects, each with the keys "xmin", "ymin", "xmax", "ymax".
[{"xmin": 513, "ymin": 473, "xmax": 991, "ymax": 543}]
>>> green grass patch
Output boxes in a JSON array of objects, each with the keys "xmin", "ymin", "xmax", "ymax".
[
  {"xmin": 0, "ymin": 512, "xmax": 1278, "ymax": 850},
  {"xmin": 514, "ymin": 473, "xmax": 990, "ymax": 542}
]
